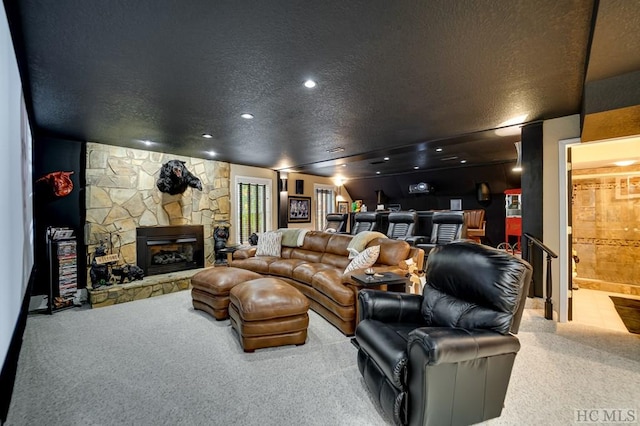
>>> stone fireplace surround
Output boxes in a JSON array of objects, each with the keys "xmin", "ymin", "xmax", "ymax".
[{"xmin": 85, "ymin": 142, "xmax": 230, "ymax": 307}]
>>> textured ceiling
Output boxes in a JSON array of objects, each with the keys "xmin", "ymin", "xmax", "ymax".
[{"xmin": 8, "ymin": 0, "xmax": 626, "ymax": 179}]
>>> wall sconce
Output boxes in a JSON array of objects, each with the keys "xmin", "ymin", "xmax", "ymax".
[
  {"xmin": 512, "ymin": 141, "xmax": 522, "ymax": 172},
  {"xmin": 336, "ymin": 185, "xmax": 344, "ymax": 201},
  {"xmin": 476, "ymin": 182, "xmax": 491, "ymax": 202},
  {"xmin": 279, "ymin": 177, "xmax": 288, "ymax": 192},
  {"xmin": 279, "ymin": 172, "xmax": 288, "ymax": 192}
]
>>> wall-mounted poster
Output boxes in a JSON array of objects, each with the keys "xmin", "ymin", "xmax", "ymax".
[{"xmin": 288, "ymin": 196, "xmax": 311, "ymax": 223}]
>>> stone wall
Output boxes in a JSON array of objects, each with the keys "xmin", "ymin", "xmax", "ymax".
[
  {"xmin": 572, "ymin": 165, "xmax": 640, "ymax": 290},
  {"xmin": 85, "ymin": 142, "xmax": 230, "ymax": 283}
]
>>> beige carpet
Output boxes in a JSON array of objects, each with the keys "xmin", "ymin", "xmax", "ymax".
[{"xmin": 6, "ymin": 290, "xmax": 640, "ymax": 426}]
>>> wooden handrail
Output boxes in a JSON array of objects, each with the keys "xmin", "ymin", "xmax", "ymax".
[
  {"xmin": 522, "ymin": 233, "xmax": 557, "ymax": 320},
  {"xmin": 523, "ymin": 233, "xmax": 557, "ymax": 258}
]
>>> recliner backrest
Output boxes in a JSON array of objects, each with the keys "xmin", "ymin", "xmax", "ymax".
[
  {"xmin": 422, "ymin": 241, "xmax": 532, "ymax": 334},
  {"xmin": 323, "ymin": 213, "xmax": 348, "ymax": 233},
  {"xmin": 386, "ymin": 211, "xmax": 417, "ymax": 239},
  {"xmin": 464, "ymin": 209, "xmax": 485, "ymax": 230},
  {"xmin": 430, "ymin": 211, "xmax": 465, "ymax": 244},
  {"xmin": 351, "ymin": 212, "xmax": 379, "ymax": 234}
]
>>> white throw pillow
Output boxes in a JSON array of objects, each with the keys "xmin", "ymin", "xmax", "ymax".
[
  {"xmin": 344, "ymin": 245, "xmax": 380, "ymax": 274},
  {"xmin": 255, "ymin": 231, "xmax": 282, "ymax": 257}
]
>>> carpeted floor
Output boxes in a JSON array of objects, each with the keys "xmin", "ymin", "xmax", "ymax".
[
  {"xmin": 6, "ymin": 290, "xmax": 640, "ymax": 426},
  {"xmin": 610, "ymin": 296, "xmax": 640, "ymax": 334}
]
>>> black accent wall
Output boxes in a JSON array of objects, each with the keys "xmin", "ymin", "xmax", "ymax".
[
  {"xmin": 33, "ymin": 136, "xmax": 86, "ymax": 294},
  {"xmin": 521, "ymin": 122, "xmax": 544, "ymax": 297},
  {"xmin": 344, "ymin": 162, "xmax": 521, "ymax": 247}
]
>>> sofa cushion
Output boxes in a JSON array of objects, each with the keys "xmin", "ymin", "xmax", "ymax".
[
  {"xmin": 311, "ymin": 269, "xmax": 355, "ymax": 306},
  {"xmin": 292, "ymin": 262, "xmax": 335, "ymax": 285},
  {"xmin": 325, "ymin": 233, "xmax": 353, "ymax": 256},
  {"xmin": 300, "ymin": 231, "xmax": 332, "ymax": 252},
  {"xmin": 256, "ymin": 231, "xmax": 282, "ymax": 257},
  {"xmin": 268, "ymin": 258, "xmax": 309, "ymax": 278},
  {"xmin": 371, "ymin": 238, "xmax": 411, "ymax": 266},
  {"xmin": 230, "ymin": 256, "xmax": 279, "ymax": 274},
  {"xmin": 344, "ymin": 245, "xmax": 380, "ymax": 274}
]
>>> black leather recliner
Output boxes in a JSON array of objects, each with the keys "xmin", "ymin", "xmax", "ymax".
[
  {"xmin": 323, "ymin": 213, "xmax": 348, "ymax": 233},
  {"xmin": 351, "ymin": 212, "xmax": 379, "ymax": 234},
  {"xmin": 386, "ymin": 211, "xmax": 418, "ymax": 240},
  {"xmin": 355, "ymin": 241, "xmax": 532, "ymax": 426}
]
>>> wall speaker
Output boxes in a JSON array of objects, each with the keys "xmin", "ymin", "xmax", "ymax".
[
  {"xmin": 295, "ymin": 179, "xmax": 304, "ymax": 194},
  {"xmin": 476, "ymin": 182, "xmax": 491, "ymax": 202},
  {"xmin": 408, "ymin": 182, "xmax": 433, "ymax": 194}
]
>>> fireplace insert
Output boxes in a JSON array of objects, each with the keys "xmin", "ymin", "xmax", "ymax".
[{"xmin": 136, "ymin": 225, "xmax": 204, "ymax": 276}]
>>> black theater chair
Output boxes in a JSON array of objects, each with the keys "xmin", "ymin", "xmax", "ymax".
[
  {"xmin": 386, "ymin": 211, "xmax": 418, "ymax": 240},
  {"xmin": 415, "ymin": 210, "xmax": 465, "ymax": 263},
  {"xmin": 350, "ymin": 212, "xmax": 379, "ymax": 234},
  {"xmin": 323, "ymin": 213, "xmax": 348, "ymax": 233},
  {"xmin": 355, "ymin": 241, "xmax": 532, "ymax": 426}
]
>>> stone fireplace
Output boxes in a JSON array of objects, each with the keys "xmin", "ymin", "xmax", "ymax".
[
  {"xmin": 85, "ymin": 142, "xmax": 230, "ymax": 307},
  {"xmin": 136, "ymin": 225, "xmax": 204, "ymax": 276}
]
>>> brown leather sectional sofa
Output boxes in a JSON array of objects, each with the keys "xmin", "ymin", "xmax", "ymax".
[{"xmin": 230, "ymin": 230, "xmax": 424, "ymax": 336}]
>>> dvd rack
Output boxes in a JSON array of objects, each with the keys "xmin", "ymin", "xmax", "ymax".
[{"xmin": 47, "ymin": 226, "xmax": 78, "ymax": 314}]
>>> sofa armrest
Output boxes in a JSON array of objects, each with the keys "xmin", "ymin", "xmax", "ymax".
[
  {"xmin": 358, "ymin": 289, "xmax": 424, "ymax": 323},
  {"xmin": 233, "ymin": 247, "xmax": 256, "ymax": 259},
  {"xmin": 407, "ymin": 327, "xmax": 521, "ymax": 365}
]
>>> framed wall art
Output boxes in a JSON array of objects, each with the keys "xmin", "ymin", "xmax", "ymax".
[
  {"xmin": 337, "ymin": 201, "xmax": 349, "ymax": 214},
  {"xmin": 288, "ymin": 196, "xmax": 311, "ymax": 223}
]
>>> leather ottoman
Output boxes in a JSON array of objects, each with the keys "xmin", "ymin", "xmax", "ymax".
[
  {"xmin": 191, "ymin": 267, "xmax": 262, "ymax": 320},
  {"xmin": 229, "ymin": 278, "xmax": 310, "ymax": 352}
]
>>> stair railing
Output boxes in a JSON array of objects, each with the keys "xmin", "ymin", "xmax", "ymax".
[{"xmin": 522, "ymin": 233, "xmax": 558, "ymax": 320}]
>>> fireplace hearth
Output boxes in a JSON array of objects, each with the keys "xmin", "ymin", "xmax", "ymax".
[{"xmin": 136, "ymin": 225, "xmax": 204, "ymax": 276}]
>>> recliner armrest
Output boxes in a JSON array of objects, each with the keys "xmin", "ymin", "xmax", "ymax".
[
  {"xmin": 405, "ymin": 235, "xmax": 427, "ymax": 245},
  {"xmin": 358, "ymin": 289, "xmax": 424, "ymax": 323},
  {"xmin": 407, "ymin": 327, "xmax": 521, "ymax": 365}
]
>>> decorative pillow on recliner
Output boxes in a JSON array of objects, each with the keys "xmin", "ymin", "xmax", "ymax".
[
  {"xmin": 255, "ymin": 231, "xmax": 282, "ymax": 257},
  {"xmin": 344, "ymin": 245, "xmax": 380, "ymax": 274}
]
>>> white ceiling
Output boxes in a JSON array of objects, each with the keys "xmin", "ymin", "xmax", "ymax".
[{"xmin": 572, "ymin": 135, "xmax": 640, "ymax": 170}]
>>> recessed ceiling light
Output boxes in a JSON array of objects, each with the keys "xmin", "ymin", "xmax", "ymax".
[
  {"xmin": 384, "ymin": 157, "xmax": 390, "ymax": 161},
  {"xmin": 240, "ymin": 113, "xmax": 254, "ymax": 119},
  {"xmin": 435, "ymin": 148, "xmax": 443, "ymax": 152},
  {"xmin": 376, "ymin": 171, "xmax": 380, "ymax": 174},
  {"xmin": 614, "ymin": 160, "xmax": 635, "ymax": 166},
  {"xmin": 207, "ymin": 151, "xmax": 216, "ymax": 157},
  {"xmin": 326, "ymin": 147, "xmax": 345, "ymax": 153},
  {"xmin": 304, "ymin": 79, "xmax": 317, "ymax": 88},
  {"xmin": 414, "ymin": 166, "xmax": 419, "ymax": 170},
  {"xmin": 202, "ymin": 133, "xmax": 213, "ymax": 139},
  {"xmin": 460, "ymin": 160, "xmax": 467, "ymax": 164},
  {"xmin": 143, "ymin": 140, "xmax": 153, "ymax": 146},
  {"xmin": 342, "ymin": 164, "xmax": 347, "ymax": 167}
]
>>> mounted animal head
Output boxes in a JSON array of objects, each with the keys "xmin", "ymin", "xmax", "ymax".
[
  {"xmin": 36, "ymin": 171, "xmax": 74, "ymax": 197},
  {"xmin": 156, "ymin": 160, "xmax": 203, "ymax": 195}
]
